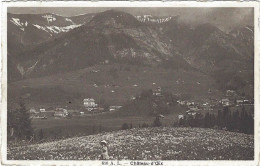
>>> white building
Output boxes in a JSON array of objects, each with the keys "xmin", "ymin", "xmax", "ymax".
[
  {"xmin": 84, "ymin": 98, "xmax": 98, "ymax": 111},
  {"xmin": 29, "ymin": 108, "xmax": 37, "ymax": 113},
  {"xmin": 178, "ymin": 114, "xmax": 184, "ymax": 119},
  {"xmin": 109, "ymin": 106, "xmax": 122, "ymax": 111},
  {"xmin": 221, "ymin": 98, "xmax": 230, "ymax": 106},
  {"xmin": 39, "ymin": 108, "xmax": 46, "ymax": 112},
  {"xmin": 153, "ymin": 87, "xmax": 162, "ymax": 96}
]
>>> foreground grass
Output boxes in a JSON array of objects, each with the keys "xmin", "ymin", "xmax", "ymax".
[{"xmin": 8, "ymin": 127, "xmax": 253, "ymax": 160}]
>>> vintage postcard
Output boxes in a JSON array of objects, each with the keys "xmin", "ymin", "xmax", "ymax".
[{"xmin": 1, "ymin": 1, "xmax": 259, "ymax": 166}]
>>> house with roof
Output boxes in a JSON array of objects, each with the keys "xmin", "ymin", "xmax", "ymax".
[
  {"xmin": 83, "ymin": 98, "xmax": 98, "ymax": 111},
  {"xmin": 54, "ymin": 110, "xmax": 68, "ymax": 117},
  {"xmin": 153, "ymin": 87, "xmax": 162, "ymax": 96},
  {"xmin": 109, "ymin": 106, "xmax": 122, "ymax": 111},
  {"xmin": 84, "ymin": 98, "xmax": 97, "ymax": 107},
  {"xmin": 178, "ymin": 114, "xmax": 184, "ymax": 120},
  {"xmin": 185, "ymin": 110, "xmax": 201, "ymax": 118},
  {"xmin": 39, "ymin": 108, "xmax": 46, "ymax": 112},
  {"xmin": 221, "ymin": 98, "xmax": 230, "ymax": 106}
]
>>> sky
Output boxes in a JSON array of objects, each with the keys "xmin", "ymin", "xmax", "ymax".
[{"xmin": 8, "ymin": 7, "xmax": 254, "ymax": 32}]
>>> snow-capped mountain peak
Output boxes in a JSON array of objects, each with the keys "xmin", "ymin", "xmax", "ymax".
[
  {"xmin": 135, "ymin": 15, "xmax": 173, "ymax": 24},
  {"xmin": 8, "ymin": 13, "xmax": 93, "ymax": 46},
  {"xmin": 42, "ymin": 14, "xmax": 56, "ymax": 24},
  {"xmin": 10, "ymin": 17, "xmax": 27, "ymax": 31},
  {"xmin": 65, "ymin": 18, "xmax": 75, "ymax": 24},
  {"xmin": 33, "ymin": 24, "xmax": 82, "ymax": 34}
]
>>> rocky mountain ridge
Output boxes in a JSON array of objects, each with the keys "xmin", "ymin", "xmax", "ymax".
[{"xmin": 8, "ymin": 10, "xmax": 254, "ymax": 95}]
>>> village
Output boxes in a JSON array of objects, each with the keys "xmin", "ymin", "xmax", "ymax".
[
  {"xmin": 29, "ymin": 97, "xmax": 122, "ymax": 119},
  {"xmin": 177, "ymin": 89, "xmax": 254, "ymax": 121},
  {"xmin": 28, "ymin": 86, "xmax": 164, "ymax": 119},
  {"xmin": 29, "ymin": 85, "xmax": 254, "ymax": 122}
]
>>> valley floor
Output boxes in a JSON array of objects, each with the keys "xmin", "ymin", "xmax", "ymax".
[{"xmin": 7, "ymin": 127, "xmax": 254, "ymax": 160}]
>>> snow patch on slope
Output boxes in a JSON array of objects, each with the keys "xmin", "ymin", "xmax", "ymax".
[
  {"xmin": 135, "ymin": 15, "xmax": 172, "ymax": 23},
  {"xmin": 27, "ymin": 60, "xmax": 39, "ymax": 74},
  {"xmin": 11, "ymin": 18, "xmax": 22, "ymax": 26},
  {"xmin": 10, "ymin": 18, "xmax": 26, "ymax": 31},
  {"xmin": 245, "ymin": 26, "xmax": 253, "ymax": 33},
  {"xmin": 33, "ymin": 24, "xmax": 82, "ymax": 34},
  {"xmin": 17, "ymin": 64, "xmax": 25, "ymax": 76},
  {"xmin": 42, "ymin": 15, "xmax": 56, "ymax": 23},
  {"xmin": 33, "ymin": 24, "xmax": 49, "ymax": 32},
  {"xmin": 65, "ymin": 18, "xmax": 75, "ymax": 24}
]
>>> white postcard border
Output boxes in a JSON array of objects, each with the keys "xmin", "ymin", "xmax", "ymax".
[{"xmin": 1, "ymin": 1, "xmax": 259, "ymax": 166}]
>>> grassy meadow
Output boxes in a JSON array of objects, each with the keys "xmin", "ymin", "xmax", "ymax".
[
  {"xmin": 8, "ymin": 127, "xmax": 254, "ymax": 160},
  {"xmin": 31, "ymin": 107, "xmax": 184, "ymax": 140}
]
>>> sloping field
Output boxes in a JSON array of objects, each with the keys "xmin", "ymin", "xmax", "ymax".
[
  {"xmin": 8, "ymin": 127, "xmax": 253, "ymax": 160},
  {"xmin": 8, "ymin": 64, "xmax": 221, "ymax": 109}
]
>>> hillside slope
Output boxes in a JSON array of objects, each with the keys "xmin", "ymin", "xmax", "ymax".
[
  {"xmin": 7, "ymin": 12, "xmax": 94, "ymax": 81},
  {"xmin": 7, "ymin": 64, "xmax": 220, "ymax": 109},
  {"xmin": 8, "ymin": 127, "xmax": 253, "ymax": 160},
  {"xmin": 7, "ymin": 9, "xmax": 254, "ymax": 108},
  {"xmin": 9, "ymin": 10, "xmax": 189, "ymax": 81},
  {"xmin": 8, "ymin": 10, "xmax": 253, "ymax": 95}
]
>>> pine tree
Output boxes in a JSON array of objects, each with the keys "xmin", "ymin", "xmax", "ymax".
[
  {"xmin": 18, "ymin": 102, "xmax": 33, "ymax": 139},
  {"xmin": 203, "ymin": 113, "xmax": 210, "ymax": 128},
  {"xmin": 141, "ymin": 122, "xmax": 149, "ymax": 128},
  {"xmin": 8, "ymin": 101, "xmax": 33, "ymax": 140},
  {"xmin": 178, "ymin": 118, "xmax": 185, "ymax": 126},
  {"xmin": 209, "ymin": 114, "xmax": 216, "ymax": 128},
  {"xmin": 248, "ymin": 114, "xmax": 254, "ymax": 134},
  {"xmin": 92, "ymin": 125, "xmax": 96, "ymax": 134},
  {"xmin": 129, "ymin": 123, "xmax": 133, "ymax": 129},
  {"xmin": 38, "ymin": 129, "xmax": 44, "ymax": 140},
  {"xmin": 223, "ymin": 107, "xmax": 229, "ymax": 128},
  {"xmin": 240, "ymin": 107, "xmax": 247, "ymax": 133},
  {"xmin": 7, "ymin": 109, "xmax": 17, "ymax": 138},
  {"xmin": 121, "ymin": 123, "xmax": 129, "ymax": 130},
  {"xmin": 231, "ymin": 110, "xmax": 239, "ymax": 131},
  {"xmin": 217, "ymin": 110, "xmax": 222, "ymax": 129},
  {"xmin": 226, "ymin": 110, "xmax": 232, "ymax": 130},
  {"xmin": 152, "ymin": 117, "xmax": 162, "ymax": 127},
  {"xmin": 99, "ymin": 125, "xmax": 102, "ymax": 132}
]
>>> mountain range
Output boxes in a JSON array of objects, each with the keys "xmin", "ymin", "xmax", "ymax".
[{"xmin": 7, "ymin": 9, "xmax": 254, "ymax": 108}]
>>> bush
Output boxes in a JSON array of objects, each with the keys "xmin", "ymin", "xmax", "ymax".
[
  {"xmin": 141, "ymin": 123, "xmax": 149, "ymax": 128},
  {"xmin": 152, "ymin": 117, "xmax": 162, "ymax": 127},
  {"xmin": 121, "ymin": 123, "xmax": 129, "ymax": 130}
]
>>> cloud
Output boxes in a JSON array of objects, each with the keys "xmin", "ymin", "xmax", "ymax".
[{"xmin": 175, "ymin": 8, "xmax": 253, "ymax": 32}]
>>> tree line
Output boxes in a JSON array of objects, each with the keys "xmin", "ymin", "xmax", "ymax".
[
  {"xmin": 175, "ymin": 106, "xmax": 254, "ymax": 134},
  {"xmin": 121, "ymin": 116, "xmax": 163, "ymax": 130},
  {"xmin": 7, "ymin": 102, "xmax": 33, "ymax": 141}
]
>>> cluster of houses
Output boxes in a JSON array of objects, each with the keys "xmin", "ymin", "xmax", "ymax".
[
  {"xmin": 83, "ymin": 98, "xmax": 122, "ymax": 112},
  {"xmin": 222, "ymin": 90, "xmax": 253, "ymax": 106},
  {"xmin": 29, "ymin": 86, "xmax": 163, "ymax": 119},
  {"xmin": 178, "ymin": 110, "xmax": 202, "ymax": 120},
  {"xmin": 220, "ymin": 98, "xmax": 253, "ymax": 107},
  {"xmin": 153, "ymin": 87, "xmax": 162, "ymax": 96},
  {"xmin": 30, "ymin": 97, "xmax": 122, "ymax": 119},
  {"xmin": 83, "ymin": 98, "xmax": 99, "ymax": 111},
  {"xmin": 30, "ymin": 107, "xmax": 69, "ymax": 119},
  {"xmin": 177, "ymin": 101, "xmax": 203, "ymax": 120},
  {"xmin": 177, "ymin": 90, "xmax": 253, "ymax": 121}
]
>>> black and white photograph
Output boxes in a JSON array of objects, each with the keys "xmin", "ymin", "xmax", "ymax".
[{"xmin": 1, "ymin": 1, "xmax": 259, "ymax": 165}]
